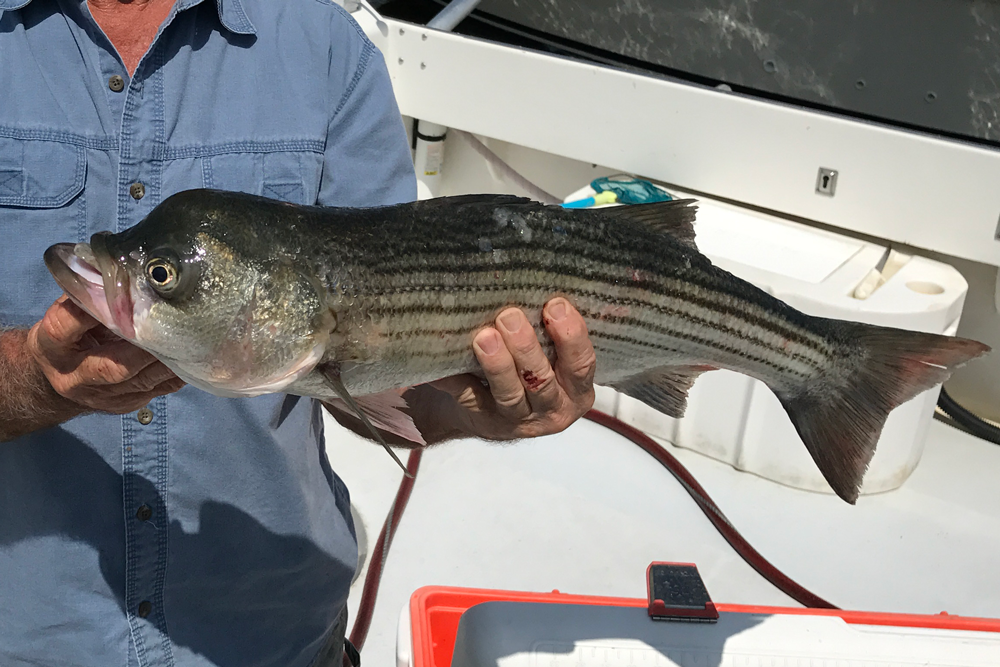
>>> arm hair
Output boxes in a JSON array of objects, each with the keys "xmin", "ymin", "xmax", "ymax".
[{"xmin": 0, "ymin": 328, "xmax": 83, "ymax": 442}]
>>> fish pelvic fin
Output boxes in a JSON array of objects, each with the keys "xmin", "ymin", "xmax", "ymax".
[
  {"xmin": 319, "ymin": 364, "xmax": 419, "ymax": 476},
  {"xmin": 611, "ymin": 364, "xmax": 716, "ymax": 418},
  {"xmin": 777, "ymin": 323, "xmax": 990, "ymax": 504},
  {"xmin": 593, "ymin": 199, "xmax": 699, "ymax": 250}
]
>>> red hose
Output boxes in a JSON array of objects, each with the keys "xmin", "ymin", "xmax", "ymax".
[
  {"xmin": 584, "ymin": 409, "xmax": 837, "ymax": 609},
  {"xmin": 348, "ymin": 448, "xmax": 423, "ymax": 657},
  {"xmin": 347, "ymin": 409, "xmax": 836, "ymax": 660}
]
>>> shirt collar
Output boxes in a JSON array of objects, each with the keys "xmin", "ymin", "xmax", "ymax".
[{"xmin": 0, "ymin": 0, "xmax": 256, "ymax": 36}]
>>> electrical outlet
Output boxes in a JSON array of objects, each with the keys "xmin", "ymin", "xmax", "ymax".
[{"xmin": 815, "ymin": 167, "xmax": 838, "ymax": 196}]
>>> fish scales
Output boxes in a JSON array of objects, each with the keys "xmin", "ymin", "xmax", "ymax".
[
  {"xmin": 43, "ymin": 189, "xmax": 990, "ymax": 503},
  {"xmin": 305, "ymin": 202, "xmax": 832, "ymax": 393}
]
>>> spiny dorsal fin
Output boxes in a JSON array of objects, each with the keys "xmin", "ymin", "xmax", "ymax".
[
  {"xmin": 593, "ymin": 199, "xmax": 699, "ymax": 250},
  {"xmin": 410, "ymin": 195, "xmax": 699, "ymax": 249},
  {"xmin": 611, "ymin": 364, "xmax": 715, "ymax": 418}
]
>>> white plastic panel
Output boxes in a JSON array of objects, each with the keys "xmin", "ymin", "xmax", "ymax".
[
  {"xmin": 357, "ymin": 13, "xmax": 1000, "ymax": 267},
  {"xmin": 450, "ymin": 602, "xmax": 1000, "ymax": 667},
  {"xmin": 693, "ymin": 204, "xmax": 863, "ymax": 284}
]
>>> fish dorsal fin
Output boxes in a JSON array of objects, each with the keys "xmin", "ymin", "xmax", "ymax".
[
  {"xmin": 611, "ymin": 364, "xmax": 715, "ymax": 418},
  {"xmin": 413, "ymin": 194, "xmax": 534, "ymax": 210},
  {"xmin": 594, "ymin": 199, "xmax": 699, "ymax": 250},
  {"xmin": 318, "ymin": 363, "xmax": 417, "ymax": 476}
]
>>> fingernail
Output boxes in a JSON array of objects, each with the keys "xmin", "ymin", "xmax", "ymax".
[
  {"xmin": 547, "ymin": 299, "xmax": 567, "ymax": 321},
  {"xmin": 499, "ymin": 309, "xmax": 522, "ymax": 333},
  {"xmin": 476, "ymin": 329, "xmax": 500, "ymax": 355}
]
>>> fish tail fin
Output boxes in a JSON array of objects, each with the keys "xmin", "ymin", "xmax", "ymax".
[{"xmin": 776, "ymin": 323, "xmax": 989, "ymax": 504}]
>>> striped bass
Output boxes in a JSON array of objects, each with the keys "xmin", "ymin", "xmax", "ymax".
[{"xmin": 44, "ymin": 189, "xmax": 989, "ymax": 503}]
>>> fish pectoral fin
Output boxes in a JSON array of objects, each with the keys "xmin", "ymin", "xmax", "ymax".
[
  {"xmin": 611, "ymin": 364, "xmax": 715, "ymax": 419},
  {"xmin": 324, "ymin": 391, "xmax": 427, "ymax": 447},
  {"xmin": 594, "ymin": 199, "xmax": 699, "ymax": 250},
  {"xmin": 318, "ymin": 363, "xmax": 418, "ymax": 476}
]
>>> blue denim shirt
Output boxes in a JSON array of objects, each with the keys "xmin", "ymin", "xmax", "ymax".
[{"xmin": 0, "ymin": 0, "xmax": 416, "ymax": 664}]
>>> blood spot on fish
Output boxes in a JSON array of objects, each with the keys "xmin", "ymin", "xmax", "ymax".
[
  {"xmin": 628, "ymin": 268, "xmax": 642, "ymax": 282},
  {"xmin": 522, "ymin": 370, "xmax": 544, "ymax": 390},
  {"xmin": 494, "ymin": 270, "xmax": 501, "ymax": 281}
]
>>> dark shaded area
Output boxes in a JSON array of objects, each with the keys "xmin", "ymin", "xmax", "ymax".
[
  {"xmin": 0, "ymin": 429, "xmax": 351, "ymax": 667},
  {"xmin": 379, "ymin": 0, "xmax": 1000, "ymax": 148}
]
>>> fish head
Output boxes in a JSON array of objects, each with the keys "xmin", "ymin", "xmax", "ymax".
[{"xmin": 44, "ymin": 190, "xmax": 333, "ymax": 396}]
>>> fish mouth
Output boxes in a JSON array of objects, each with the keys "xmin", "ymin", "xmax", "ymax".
[{"xmin": 44, "ymin": 234, "xmax": 136, "ymax": 340}]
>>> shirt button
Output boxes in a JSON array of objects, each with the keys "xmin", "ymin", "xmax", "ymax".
[
  {"xmin": 108, "ymin": 75, "xmax": 125, "ymax": 92},
  {"xmin": 136, "ymin": 407, "xmax": 154, "ymax": 425},
  {"xmin": 129, "ymin": 182, "xmax": 146, "ymax": 200},
  {"xmin": 136, "ymin": 504, "xmax": 153, "ymax": 521},
  {"xmin": 137, "ymin": 601, "xmax": 152, "ymax": 618}
]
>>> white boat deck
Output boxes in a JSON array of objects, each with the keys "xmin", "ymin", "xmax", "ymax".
[{"xmin": 327, "ymin": 415, "xmax": 1000, "ymax": 667}]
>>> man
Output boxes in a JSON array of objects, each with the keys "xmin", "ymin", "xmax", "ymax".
[{"xmin": 0, "ymin": 1, "xmax": 596, "ymax": 666}]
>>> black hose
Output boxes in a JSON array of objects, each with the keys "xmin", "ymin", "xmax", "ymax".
[{"xmin": 937, "ymin": 388, "xmax": 1000, "ymax": 446}]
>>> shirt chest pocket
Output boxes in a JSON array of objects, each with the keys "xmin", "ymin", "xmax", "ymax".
[
  {"xmin": 202, "ymin": 150, "xmax": 325, "ymax": 205},
  {"xmin": 0, "ymin": 136, "xmax": 87, "ymax": 326}
]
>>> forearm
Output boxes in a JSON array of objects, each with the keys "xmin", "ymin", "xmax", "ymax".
[{"xmin": 0, "ymin": 328, "xmax": 85, "ymax": 442}]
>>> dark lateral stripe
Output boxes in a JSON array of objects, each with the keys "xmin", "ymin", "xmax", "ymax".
[
  {"xmin": 371, "ymin": 284, "xmax": 826, "ymax": 367},
  {"xmin": 378, "ymin": 288, "xmax": 823, "ymax": 355},
  {"xmin": 385, "ymin": 323, "xmax": 814, "ymax": 379},
  {"xmin": 355, "ymin": 249, "xmax": 766, "ymax": 317},
  {"xmin": 384, "ymin": 310, "xmax": 820, "ymax": 371},
  {"xmin": 588, "ymin": 331, "xmax": 811, "ymax": 379},
  {"xmin": 358, "ymin": 268, "xmax": 825, "ymax": 353}
]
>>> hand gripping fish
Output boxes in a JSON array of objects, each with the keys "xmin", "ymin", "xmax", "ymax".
[{"xmin": 44, "ymin": 189, "xmax": 989, "ymax": 503}]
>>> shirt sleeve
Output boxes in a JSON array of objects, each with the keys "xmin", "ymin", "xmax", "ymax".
[{"xmin": 319, "ymin": 36, "xmax": 417, "ymax": 208}]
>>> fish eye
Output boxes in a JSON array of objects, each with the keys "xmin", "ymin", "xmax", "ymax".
[{"xmin": 146, "ymin": 258, "xmax": 179, "ymax": 291}]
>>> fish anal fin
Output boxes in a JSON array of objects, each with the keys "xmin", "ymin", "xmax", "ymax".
[
  {"xmin": 611, "ymin": 364, "xmax": 714, "ymax": 419},
  {"xmin": 594, "ymin": 199, "xmax": 699, "ymax": 250},
  {"xmin": 318, "ymin": 363, "xmax": 419, "ymax": 475}
]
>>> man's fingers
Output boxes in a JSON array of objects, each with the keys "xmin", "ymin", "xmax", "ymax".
[
  {"xmin": 494, "ymin": 307, "xmax": 562, "ymax": 414},
  {"xmin": 157, "ymin": 377, "xmax": 187, "ymax": 395},
  {"xmin": 543, "ymin": 298, "xmax": 597, "ymax": 404},
  {"xmin": 35, "ymin": 297, "xmax": 101, "ymax": 355},
  {"xmin": 76, "ymin": 341, "xmax": 160, "ymax": 386},
  {"xmin": 427, "ymin": 375, "xmax": 484, "ymax": 405},
  {"xmin": 115, "ymin": 361, "xmax": 180, "ymax": 394},
  {"xmin": 99, "ymin": 379, "xmax": 187, "ymax": 415},
  {"xmin": 473, "ymin": 327, "xmax": 530, "ymax": 420}
]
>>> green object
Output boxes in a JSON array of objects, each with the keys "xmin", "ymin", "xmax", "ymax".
[{"xmin": 591, "ymin": 176, "xmax": 673, "ymax": 204}]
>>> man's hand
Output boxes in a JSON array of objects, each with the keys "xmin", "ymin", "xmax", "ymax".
[
  {"xmin": 26, "ymin": 296, "xmax": 185, "ymax": 415},
  {"xmin": 405, "ymin": 297, "xmax": 597, "ymax": 444}
]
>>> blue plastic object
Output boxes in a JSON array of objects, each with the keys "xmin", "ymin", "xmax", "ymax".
[{"xmin": 591, "ymin": 176, "xmax": 673, "ymax": 204}]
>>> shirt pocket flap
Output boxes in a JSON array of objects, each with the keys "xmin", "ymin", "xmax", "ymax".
[{"xmin": 0, "ymin": 137, "xmax": 86, "ymax": 208}]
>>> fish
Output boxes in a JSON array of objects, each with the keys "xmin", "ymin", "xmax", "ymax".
[{"xmin": 44, "ymin": 189, "xmax": 989, "ymax": 503}]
